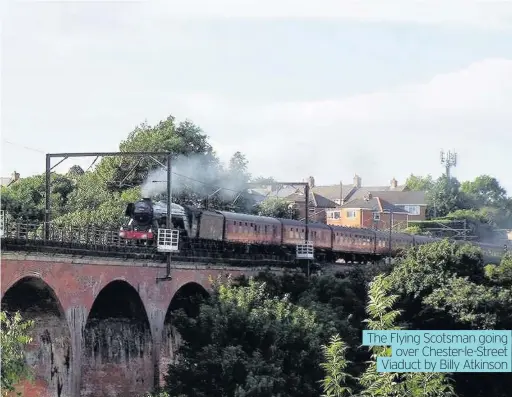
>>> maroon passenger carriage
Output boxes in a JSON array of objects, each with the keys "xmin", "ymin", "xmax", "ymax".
[{"xmin": 120, "ymin": 198, "xmax": 509, "ymax": 264}]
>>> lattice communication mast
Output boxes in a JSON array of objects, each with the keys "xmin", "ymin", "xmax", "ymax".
[{"xmin": 440, "ymin": 150, "xmax": 457, "ymax": 180}]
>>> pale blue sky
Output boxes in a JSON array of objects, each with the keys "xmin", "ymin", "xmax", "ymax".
[{"xmin": 2, "ymin": 1, "xmax": 512, "ymax": 192}]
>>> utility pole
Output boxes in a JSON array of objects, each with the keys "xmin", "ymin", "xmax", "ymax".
[
  {"xmin": 43, "ymin": 151, "xmax": 173, "ymax": 241},
  {"xmin": 440, "ymin": 150, "xmax": 457, "ymax": 180},
  {"xmin": 246, "ymin": 180, "xmax": 314, "ymax": 277},
  {"xmin": 165, "ymin": 153, "xmax": 172, "ymax": 280},
  {"xmin": 246, "ymin": 181, "xmax": 311, "ymax": 242}
]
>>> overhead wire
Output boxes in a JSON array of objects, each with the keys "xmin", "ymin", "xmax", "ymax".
[
  {"xmin": 2, "ymin": 140, "xmax": 46, "ymax": 154},
  {"xmin": 2, "ymin": 140, "xmax": 278, "ymax": 203}
]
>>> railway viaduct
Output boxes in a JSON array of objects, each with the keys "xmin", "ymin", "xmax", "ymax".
[{"xmin": 0, "ymin": 251, "xmax": 282, "ymax": 397}]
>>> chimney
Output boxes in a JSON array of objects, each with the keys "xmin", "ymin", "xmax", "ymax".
[
  {"xmin": 353, "ymin": 174, "xmax": 361, "ymax": 188},
  {"xmin": 339, "ymin": 181, "xmax": 344, "ymax": 205},
  {"xmin": 308, "ymin": 176, "xmax": 315, "ymax": 188},
  {"xmin": 12, "ymin": 171, "xmax": 20, "ymax": 182},
  {"xmin": 390, "ymin": 177, "xmax": 398, "ymax": 189}
]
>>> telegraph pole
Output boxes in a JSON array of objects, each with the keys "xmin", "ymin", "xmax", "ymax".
[
  {"xmin": 246, "ymin": 180, "xmax": 314, "ymax": 277},
  {"xmin": 246, "ymin": 181, "xmax": 311, "ymax": 242},
  {"xmin": 440, "ymin": 150, "xmax": 457, "ymax": 180}
]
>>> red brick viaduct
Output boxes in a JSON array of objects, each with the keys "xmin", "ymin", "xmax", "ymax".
[{"xmin": 1, "ymin": 252, "xmax": 272, "ymax": 397}]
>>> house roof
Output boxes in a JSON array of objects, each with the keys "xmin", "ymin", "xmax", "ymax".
[
  {"xmin": 284, "ymin": 192, "xmax": 338, "ymax": 208},
  {"xmin": 311, "ymin": 183, "xmax": 407, "ymax": 202},
  {"xmin": 311, "ymin": 184, "xmax": 356, "ymax": 202},
  {"xmin": 340, "ymin": 197, "xmax": 408, "ymax": 213},
  {"xmin": 347, "ymin": 189, "xmax": 426, "ymax": 205},
  {"xmin": 250, "ymin": 186, "xmax": 300, "ymax": 199}
]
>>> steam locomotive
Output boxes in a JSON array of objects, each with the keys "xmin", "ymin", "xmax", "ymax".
[{"xmin": 120, "ymin": 198, "xmax": 508, "ymax": 263}]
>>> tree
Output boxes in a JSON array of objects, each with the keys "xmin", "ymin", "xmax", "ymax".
[
  {"xmin": 405, "ymin": 174, "xmax": 435, "ymax": 192},
  {"xmin": 67, "ymin": 165, "xmax": 85, "ymax": 177},
  {"xmin": 387, "ymin": 240, "xmax": 512, "ymax": 397},
  {"xmin": 460, "ymin": 175, "xmax": 507, "ymax": 208},
  {"xmin": 163, "ymin": 276, "xmax": 328, "ymax": 397},
  {"xmin": 52, "ymin": 186, "xmax": 140, "ymax": 228},
  {"xmin": 94, "ymin": 116, "xmax": 215, "ymax": 193},
  {"xmin": 228, "ymin": 151, "xmax": 250, "ymax": 180},
  {"xmin": 485, "ymin": 253, "xmax": 512, "ymax": 287},
  {"xmin": 1, "ymin": 173, "xmax": 75, "ymax": 223},
  {"xmin": 0, "ymin": 311, "xmax": 34, "ymax": 395},
  {"xmin": 426, "ymin": 175, "xmax": 467, "ymax": 218},
  {"xmin": 254, "ymin": 197, "xmax": 299, "ymax": 219},
  {"xmin": 250, "ymin": 176, "xmax": 276, "ymax": 186},
  {"xmin": 319, "ymin": 334, "xmax": 353, "ymax": 397},
  {"xmin": 359, "ymin": 275, "xmax": 454, "ymax": 397}
]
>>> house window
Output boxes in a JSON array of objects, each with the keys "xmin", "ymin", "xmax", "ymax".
[
  {"xmin": 373, "ymin": 212, "xmax": 380, "ymax": 221},
  {"xmin": 346, "ymin": 210, "xmax": 356, "ymax": 218},
  {"xmin": 403, "ymin": 205, "xmax": 420, "ymax": 215}
]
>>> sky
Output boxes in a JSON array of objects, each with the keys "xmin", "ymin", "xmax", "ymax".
[{"xmin": 2, "ymin": 0, "xmax": 512, "ymax": 193}]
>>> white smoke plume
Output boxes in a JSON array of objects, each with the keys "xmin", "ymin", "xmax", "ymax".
[{"xmin": 140, "ymin": 154, "xmax": 247, "ymax": 203}]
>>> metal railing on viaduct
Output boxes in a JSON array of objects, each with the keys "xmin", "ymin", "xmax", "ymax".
[
  {"xmin": 0, "ymin": 217, "xmax": 299, "ymax": 267},
  {"xmin": 1, "ymin": 220, "xmax": 304, "ymax": 397}
]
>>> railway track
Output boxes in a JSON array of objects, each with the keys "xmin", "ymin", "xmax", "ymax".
[{"xmin": 0, "ymin": 221, "xmax": 305, "ymax": 267}]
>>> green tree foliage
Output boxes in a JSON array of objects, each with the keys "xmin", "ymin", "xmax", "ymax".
[
  {"xmin": 163, "ymin": 276, "xmax": 330, "ymax": 397},
  {"xmin": 253, "ymin": 197, "xmax": 299, "ymax": 219},
  {"xmin": 485, "ymin": 253, "xmax": 512, "ymax": 287},
  {"xmin": 405, "ymin": 174, "xmax": 435, "ymax": 192},
  {"xmin": 460, "ymin": 175, "xmax": 507, "ymax": 208},
  {"xmin": 250, "ymin": 176, "xmax": 277, "ymax": 186},
  {"xmin": 1, "ymin": 114, "xmax": 259, "ymax": 229},
  {"xmin": 407, "ymin": 172, "xmax": 512, "ymax": 232},
  {"xmin": 387, "ymin": 240, "xmax": 512, "ymax": 397},
  {"xmin": 359, "ymin": 275, "xmax": 454, "ymax": 397},
  {"xmin": 426, "ymin": 175, "xmax": 468, "ymax": 218},
  {"xmin": 228, "ymin": 151, "xmax": 251, "ymax": 182},
  {"xmin": 0, "ymin": 311, "xmax": 34, "ymax": 395},
  {"xmin": 67, "ymin": 165, "xmax": 85, "ymax": 178},
  {"xmin": 319, "ymin": 334, "xmax": 353, "ymax": 397},
  {"xmin": 95, "ymin": 117, "xmax": 215, "ymax": 193},
  {"xmin": 52, "ymin": 187, "xmax": 140, "ymax": 228},
  {"xmin": 1, "ymin": 173, "xmax": 75, "ymax": 223}
]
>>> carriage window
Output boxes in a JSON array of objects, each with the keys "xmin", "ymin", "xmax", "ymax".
[
  {"xmin": 245, "ymin": 222, "xmax": 248, "ymax": 226},
  {"xmin": 264, "ymin": 225, "xmax": 268, "ymax": 233}
]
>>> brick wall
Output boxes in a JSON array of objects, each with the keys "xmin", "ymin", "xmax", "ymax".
[{"xmin": 0, "ymin": 253, "xmax": 265, "ymax": 397}]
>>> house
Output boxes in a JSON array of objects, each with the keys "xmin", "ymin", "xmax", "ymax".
[
  {"xmin": 311, "ymin": 175, "xmax": 427, "ymax": 220},
  {"xmin": 310, "ymin": 174, "xmax": 406, "ymax": 205},
  {"xmin": 0, "ymin": 171, "xmax": 20, "ymax": 187},
  {"xmin": 326, "ymin": 193, "xmax": 410, "ymax": 231},
  {"xmin": 345, "ymin": 189, "xmax": 427, "ymax": 221},
  {"xmin": 248, "ymin": 177, "xmax": 338, "ymax": 222},
  {"xmin": 284, "ymin": 190, "xmax": 338, "ymax": 223}
]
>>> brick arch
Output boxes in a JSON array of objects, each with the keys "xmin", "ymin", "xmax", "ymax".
[
  {"xmin": 158, "ymin": 280, "xmax": 211, "ymax": 386},
  {"xmin": 1, "ymin": 272, "xmax": 63, "ymax": 305},
  {"xmin": 80, "ymin": 278, "xmax": 154, "ymax": 397},
  {"xmin": 82, "ymin": 276, "xmax": 147, "ymax": 323},
  {"xmin": 1, "ymin": 275, "xmax": 73, "ymax": 397}
]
